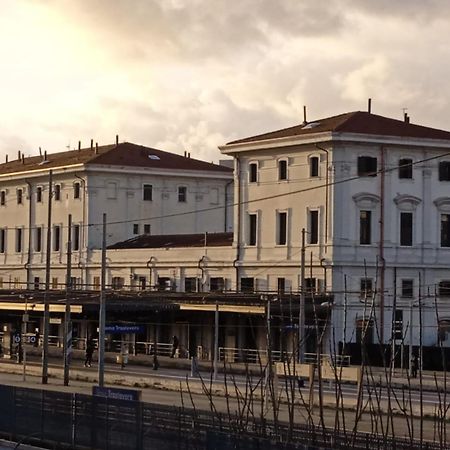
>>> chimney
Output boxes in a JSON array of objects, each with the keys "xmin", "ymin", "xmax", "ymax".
[
  {"xmin": 78, "ymin": 141, "xmax": 81, "ymax": 151},
  {"xmin": 5, "ymin": 155, "xmax": 8, "ymax": 163},
  {"xmin": 18, "ymin": 150, "xmax": 21, "ymax": 160},
  {"xmin": 184, "ymin": 151, "xmax": 187, "ymax": 157},
  {"xmin": 22, "ymin": 154, "xmax": 25, "ymax": 164},
  {"xmin": 39, "ymin": 147, "xmax": 42, "ymax": 156},
  {"xmin": 368, "ymin": 98, "xmax": 372, "ymax": 113},
  {"xmin": 90, "ymin": 139, "xmax": 94, "ymax": 150},
  {"xmin": 404, "ymin": 112, "xmax": 410, "ymax": 124},
  {"xmin": 44, "ymin": 150, "xmax": 47, "ymax": 160},
  {"xmin": 95, "ymin": 142, "xmax": 99, "ymax": 154},
  {"xmin": 115, "ymin": 135, "xmax": 119, "ymax": 145},
  {"xmin": 303, "ymin": 105, "xmax": 307, "ymax": 124},
  {"xmin": 188, "ymin": 152, "xmax": 191, "ymax": 158}
]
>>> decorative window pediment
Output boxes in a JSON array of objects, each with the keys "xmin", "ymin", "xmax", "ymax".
[
  {"xmin": 394, "ymin": 194, "xmax": 421, "ymax": 212},
  {"xmin": 352, "ymin": 192, "xmax": 380, "ymax": 209},
  {"xmin": 434, "ymin": 197, "xmax": 450, "ymax": 212}
]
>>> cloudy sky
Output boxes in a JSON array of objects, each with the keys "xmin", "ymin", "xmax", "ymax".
[{"xmin": 1, "ymin": 0, "xmax": 450, "ymax": 162}]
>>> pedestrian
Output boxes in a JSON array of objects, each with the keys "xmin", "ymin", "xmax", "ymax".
[
  {"xmin": 84, "ymin": 337, "xmax": 95, "ymax": 367},
  {"xmin": 170, "ymin": 335, "xmax": 179, "ymax": 358},
  {"xmin": 411, "ymin": 354, "xmax": 418, "ymax": 378}
]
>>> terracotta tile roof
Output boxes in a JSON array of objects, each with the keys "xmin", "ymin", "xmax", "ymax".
[
  {"xmin": 0, "ymin": 142, "xmax": 232, "ymax": 176},
  {"xmin": 228, "ymin": 111, "xmax": 450, "ymax": 144},
  {"xmin": 108, "ymin": 232, "xmax": 233, "ymax": 249}
]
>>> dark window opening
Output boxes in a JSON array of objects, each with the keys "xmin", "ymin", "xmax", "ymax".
[
  {"xmin": 439, "ymin": 281, "xmax": 450, "ymax": 297},
  {"xmin": 240, "ymin": 277, "xmax": 254, "ymax": 293},
  {"xmin": 133, "ymin": 224, "xmax": 139, "ymax": 235},
  {"xmin": 0, "ymin": 191, "xmax": 5, "ymax": 206},
  {"xmin": 305, "ymin": 277, "xmax": 316, "ymax": 294},
  {"xmin": 310, "ymin": 156, "xmax": 319, "ymax": 177},
  {"xmin": 34, "ymin": 277, "xmax": 40, "ymax": 290},
  {"xmin": 210, "ymin": 277, "xmax": 225, "ymax": 292},
  {"xmin": 400, "ymin": 212, "xmax": 413, "ymax": 246},
  {"xmin": 17, "ymin": 189, "xmax": 23, "ymax": 205},
  {"xmin": 360, "ymin": 210, "xmax": 371, "ymax": 245},
  {"xmin": 53, "ymin": 225, "xmax": 60, "ymax": 252},
  {"xmin": 0, "ymin": 229, "xmax": 5, "ymax": 253},
  {"xmin": 184, "ymin": 277, "xmax": 198, "ymax": 292},
  {"xmin": 356, "ymin": 319, "xmax": 373, "ymax": 344},
  {"xmin": 143, "ymin": 184, "xmax": 153, "ymax": 201},
  {"xmin": 178, "ymin": 186, "xmax": 187, "ymax": 202},
  {"xmin": 73, "ymin": 225, "xmax": 80, "ymax": 251},
  {"xmin": 54, "ymin": 184, "xmax": 61, "ymax": 201},
  {"xmin": 111, "ymin": 277, "xmax": 125, "ymax": 290},
  {"xmin": 401, "ymin": 279, "xmax": 413, "ymax": 298},
  {"xmin": 16, "ymin": 228, "xmax": 22, "ymax": 252},
  {"xmin": 439, "ymin": 161, "xmax": 450, "ymax": 181},
  {"xmin": 277, "ymin": 277, "xmax": 285, "ymax": 293},
  {"xmin": 278, "ymin": 212, "xmax": 287, "ymax": 245},
  {"xmin": 249, "ymin": 214, "xmax": 257, "ymax": 246},
  {"xmin": 35, "ymin": 227, "xmax": 42, "ymax": 252},
  {"xmin": 144, "ymin": 224, "xmax": 151, "ymax": 234},
  {"xmin": 309, "ymin": 210, "xmax": 318, "ymax": 244},
  {"xmin": 36, "ymin": 187, "xmax": 42, "ymax": 203},
  {"xmin": 278, "ymin": 160, "xmax": 287, "ymax": 180},
  {"xmin": 249, "ymin": 163, "xmax": 258, "ymax": 183},
  {"xmin": 398, "ymin": 158, "xmax": 413, "ymax": 179},
  {"xmin": 357, "ymin": 156, "xmax": 377, "ymax": 177},
  {"xmin": 360, "ymin": 278, "xmax": 373, "ymax": 299},
  {"xmin": 74, "ymin": 182, "xmax": 81, "ymax": 199},
  {"xmin": 157, "ymin": 277, "xmax": 172, "ymax": 291},
  {"xmin": 394, "ymin": 310, "xmax": 403, "ymax": 341},
  {"xmin": 441, "ymin": 214, "xmax": 450, "ymax": 247}
]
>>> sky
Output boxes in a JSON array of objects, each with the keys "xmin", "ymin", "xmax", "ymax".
[{"xmin": 1, "ymin": 0, "xmax": 450, "ymax": 163}]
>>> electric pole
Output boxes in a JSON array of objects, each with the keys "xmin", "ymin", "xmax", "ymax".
[
  {"xmin": 213, "ymin": 299, "xmax": 219, "ymax": 381},
  {"xmin": 42, "ymin": 170, "xmax": 53, "ymax": 384},
  {"xmin": 98, "ymin": 213, "xmax": 107, "ymax": 387},
  {"xmin": 299, "ymin": 228, "xmax": 306, "ymax": 363},
  {"xmin": 63, "ymin": 214, "xmax": 72, "ymax": 386}
]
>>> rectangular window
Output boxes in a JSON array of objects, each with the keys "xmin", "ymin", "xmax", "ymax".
[
  {"xmin": 360, "ymin": 210, "xmax": 371, "ymax": 245},
  {"xmin": 133, "ymin": 224, "xmax": 139, "ymax": 235},
  {"xmin": 357, "ymin": 156, "xmax": 377, "ymax": 177},
  {"xmin": 0, "ymin": 229, "xmax": 5, "ymax": 253},
  {"xmin": 144, "ymin": 224, "xmax": 151, "ymax": 234},
  {"xmin": 249, "ymin": 163, "xmax": 258, "ymax": 183},
  {"xmin": 401, "ymin": 279, "xmax": 413, "ymax": 298},
  {"xmin": 278, "ymin": 160, "xmax": 287, "ymax": 180},
  {"xmin": 240, "ymin": 277, "xmax": 254, "ymax": 293},
  {"xmin": 51, "ymin": 277, "xmax": 58, "ymax": 289},
  {"xmin": 439, "ymin": 161, "xmax": 450, "ymax": 181},
  {"xmin": 360, "ymin": 278, "xmax": 373, "ymax": 299},
  {"xmin": 305, "ymin": 277, "xmax": 316, "ymax": 294},
  {"xmin": 54, "ymin": 184, "xmax": 61, "ymax": 201},
  {"xmin": 35, "ymin": 227, "xmax": 42, "ymax": 252},
  {"xmin": 309, "ymin": 210, "xmax": 319, "ymax": 244},
  {"xmin": 394, "ymin": 310, "xmax": 403, "ymax": 340},
  {"xmin": 106, "ymin": 182, "xmax": 117, "ymax": 199},
  {"xmin": 400, "ymin": 212, "xmax": 413, "ymax": 246},
  {"xmin": 157, "ymin": 277, "xmax": 171, "ymax": 291},
  {"xmin": 398, "ymin": 158, "xmax": 413, "ymax": 179},
  {"xmin": 34, "ymin": 277, "xmax": 40, "ymax": 290},
  {"xmin": 277, "ymin": 277, "xmax": 285, "ymax": 293},
  {"xmin": 73, "ymin": 225, "xmax": 80, "ymax": 251},
  {"xmin": 184, "ymin": 277, "xmax": 198, "ymax": 292},
  {"xmin": 143, "ymin": 184, "xmax": 153, "ymax": 201},
  {"xmin": 93, "ymin": 276, "xmax": 101, "ymax": 290},
  {"xmin": 74, "ymin": 182, "xmax": 81, "ymax": 199},
  {"xmin": 277, "ymin": 211, "xmax": 287, "ymax": 245},
  {"xmin": 36, "ymin": 187, "xmax": 42, "ymax": 203},
  {"xmin": 441, "ymin": 214, "xmax": 450, "ymax": 247},
  {"xmin": 17, "ymin": 189, "xmax": 23, "ymax": 205},
  {"xmin": 16, "ymin": 228, "xmax": 23, "ymax": 252},
  {"xmin": 112, "ymin": 277, "xmax": 125, "ymax": 290},
  {"xmin": 248, "ymin": 214, "xmax": 257, "ymax": 246},
  {"xmin": 439, "ymin": 281, "xmax": 450, "ymax": 297},
  {"xmin": 310, "ymin": 156, "xmax": 319, "ymax": 177},
  {"xmin": 138, "ymin": 276, "xmax": 146, "ymax": 290},
  {"xmin": 210, "ymin": 277, "xmax": 225, "ymax": 292},
  {"xmin": 0, "ymin": 191, "xmax": 5, "ymax": 206},
  {"xmin": 53, "ymin": 225, "xmax": 61, "ymax": 252},
  {"xmin": 178, "ymin": 186, "xmax": 187, "ymax": 202}
]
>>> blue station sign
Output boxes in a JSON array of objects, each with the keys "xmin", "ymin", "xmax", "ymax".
[
  {"xmin": 93, "ymin": 386, "xmax": 141, "ymax": 402},
  {"xmin": 105, "ymin": 324, "xmax": 145, "ymax": 334}
]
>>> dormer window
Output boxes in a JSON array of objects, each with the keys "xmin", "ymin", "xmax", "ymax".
[
  {"xmin": 278, "ymin": 160, "xmax": 288, "ymax": 181},
  {"xmin": 310, "ymin": 156, "xmax": 319, "ymax": 177},
  {"xmin": 357, "ymin": 156, "xmax": 377, "ymax": 177},
  {"xmin": 249, "ymin": 162, "xmax": 258, "ymax": 183},
  {"xmin": 73, "ymin": 182, "xmax": 81, "ymax": 199}
]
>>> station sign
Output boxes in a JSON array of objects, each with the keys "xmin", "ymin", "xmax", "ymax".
[
  {"xmin": 105, "ymin": 324, "xmax": 145, "ymax": 334},
  {"xmin": 93, "ymin": 386, "xmax": 141, "ymax": 402}
]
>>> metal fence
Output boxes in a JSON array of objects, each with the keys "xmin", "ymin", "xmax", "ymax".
[{"xmin": 0, "ymin": 384, "xmax": 442, "ymax": 450}]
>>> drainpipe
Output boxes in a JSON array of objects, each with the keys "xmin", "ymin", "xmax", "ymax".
[
  {"xmin": 315, "ymin": 144, "xmax": 329, "ymax": 247},
  {"xmin": 233, "ymin": 157, "xmax": 241, "ymax": 292},
  {"xmin": 198, "ymin": 255, "xmax": 206, "ymax": 292},
  {"xmin": 379, "ymin": 147, "xmax": 386, "ymax": 344},
  {"xmin": 224, "ymin": 180, "xmax": 233, "ymax": 232},
  {"xmin": 24, "ymin": 180, "xmax": 33, "ymax": 289}
]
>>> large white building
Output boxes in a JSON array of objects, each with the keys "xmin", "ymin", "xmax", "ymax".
[{"xmin": 0, "ymin": 141, "xmax": 233, "ymax": 290}]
